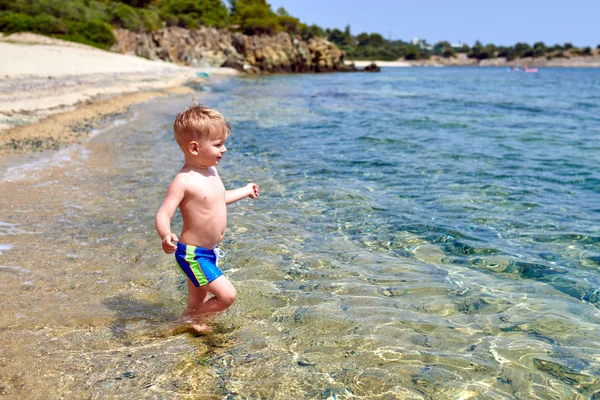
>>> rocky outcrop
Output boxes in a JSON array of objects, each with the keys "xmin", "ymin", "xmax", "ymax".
[
  {"xmin": 112, "ymin": 27, "xmax": 356, "ymax": 73},
  {"xmin": 362, "ymin": 62, "xmax": 381, "ymax": 72}
]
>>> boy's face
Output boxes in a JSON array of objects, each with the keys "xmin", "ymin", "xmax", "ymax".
[{"xmin": 192, "ymin": 137, "xmax": 227, "ymax": 167}]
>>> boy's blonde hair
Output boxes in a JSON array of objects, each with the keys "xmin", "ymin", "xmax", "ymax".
[{"xmin": 173, "ymin": 104, "xmax": 231, "ymax": 145}]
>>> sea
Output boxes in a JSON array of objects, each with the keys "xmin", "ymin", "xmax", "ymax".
[{"xmin": 1, "ymin": 67, "xmax": 600, "ymax": 399}]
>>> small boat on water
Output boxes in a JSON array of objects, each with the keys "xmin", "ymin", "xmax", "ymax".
[{"xmin": 507, "ymin": 65, "xmax": 539, "ymax": 73}]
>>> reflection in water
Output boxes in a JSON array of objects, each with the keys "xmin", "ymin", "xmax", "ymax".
[{"xmin": 2, "ymin": 69, "xmax": 600, "ymax": 398}]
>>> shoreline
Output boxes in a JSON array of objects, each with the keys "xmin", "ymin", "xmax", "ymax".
[{"xmin": 0, "ymin": 33, "xmax": 239, "ymax": 161}]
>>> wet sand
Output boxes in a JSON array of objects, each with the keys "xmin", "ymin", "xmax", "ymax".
[{"xmin": 0, "ymin": 33, "xmax": 238, "ymax": 157}]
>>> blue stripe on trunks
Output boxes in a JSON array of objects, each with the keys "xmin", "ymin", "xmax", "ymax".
[{"xmin": 174, "ymin": 242, "xmax": 223, "ymax": 287}]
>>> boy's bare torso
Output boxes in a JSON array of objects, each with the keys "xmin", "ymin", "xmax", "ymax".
[{"xmin": 177, "ymin": 166, "xmax": 227, "ymax": 249}]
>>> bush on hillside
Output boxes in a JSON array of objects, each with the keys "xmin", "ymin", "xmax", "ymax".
[
  {"xmin": 572, "ymin": 47, "xmax": 592, "ymax": 56},
  {"xmin": 110, "ymin": 3, "xmax": 143, "ymax": 31},
  {"xmin": 403, "ymin": 45, "xmax": 420, "ymax": 60},
  {"xmin": 497, "ymin": 47, "xmax": 516, "ymax": 60},
  {"xmin": 76, "ymin": 20, "xmax": 116, "ymax": 46},
  {"xmin": 0, "ymin": 12, "xmax": 61, "ymax": 34},
  {"xmin": 0, "ymin": 10, "xmax": 115, "ymax": 47},
  {"xmin": 276, "ymin": 7, "xmax": 301, "ymax": 35},
  {"xmin": 0, "ymin": 0, "xmax": 116, "ymax": 47},
  {"xmin": 114, "ymin": 0, "xmax": 154, "ymax": 7},
  {"xmin": 327, "ymin": 26, "xmax": 352, "ymax": 47},
  {"xmin": 532, "ymin": 42, "xmax": 547, "ymax": 57},
  {"xmin": 442, "ymin": 47, "xmax": 456, "ymax": 58},
  {"xmin": 159, "ymin": 0, "xmax": 229, "ymax": 29},
  {"xmin": 298, "ymin": 24, "xmax": 325, "ymax": 40},
  {"xmin": 457, "ymin": 44, "xmax": 470, "ymax": 53},
  {"xmin": 469, "ymin": 41, "xmax": 496, "ymax": 60},
  {"xmin": 140, "ymin": 9, "xmax": 162, "ymax": 31}
]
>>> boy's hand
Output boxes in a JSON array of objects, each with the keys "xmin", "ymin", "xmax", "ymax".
[
  {"xmin": 247, "ymin": 183, "xmax": 259, "ymax": 199},
  {"xmin": 161, "ymin": 233, "xmax": 178, "ymax": 254}
]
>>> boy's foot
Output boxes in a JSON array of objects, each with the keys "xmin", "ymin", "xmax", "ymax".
[
  {"xmin": 178, "ymin": 316, "xmax": 213, "ymax": 335},
  {"xmin": 190, "ymin": 323, "xmax": 212, "ymax": 334}
]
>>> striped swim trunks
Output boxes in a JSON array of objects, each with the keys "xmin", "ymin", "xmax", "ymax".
[{"xmin": 174, "ymin": 242, "xmax": 224, "ymax": 287}]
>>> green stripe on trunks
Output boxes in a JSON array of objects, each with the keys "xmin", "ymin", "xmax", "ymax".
[{"xmin": 185, "ymin": 245, "xmax": 208, "ymax": 286}]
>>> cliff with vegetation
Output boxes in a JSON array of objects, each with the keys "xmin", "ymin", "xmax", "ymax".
[
  {"xmin": 112, "ymin": 27, "xmax": 351, "ymax": 73},
  {"xmin": 0, "ymin": 0, "xmax": 354, "ymax": 73}
]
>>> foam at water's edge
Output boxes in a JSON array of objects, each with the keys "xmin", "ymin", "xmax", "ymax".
[{"xmin": 1, "ymin": 114, "xmax": 134, "ymax": 182}]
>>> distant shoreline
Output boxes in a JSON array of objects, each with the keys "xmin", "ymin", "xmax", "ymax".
[
  {"xmin": 347, "ymin": 53, "xmax": 600, "ymax": 68},
  {"xmin": 347, "ymin": 60, "xmax": 412, "ymax": 67}
]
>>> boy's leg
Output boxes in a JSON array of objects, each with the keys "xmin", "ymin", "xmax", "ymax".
[
  {"xmin": 183, "ymin": 280, "xmax": 211, "ymax": 317},
  {"xmin": 190, "ymin": 275, "xmax": 236, "ymax": 316}
]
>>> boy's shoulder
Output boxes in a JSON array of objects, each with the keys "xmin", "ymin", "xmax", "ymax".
[{"xmin": 172, "ymin": 166, "xmax": 219, "ymax": 186}]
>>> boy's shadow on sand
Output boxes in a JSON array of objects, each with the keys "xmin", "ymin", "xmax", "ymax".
[
  {"xmin": 102, "ymin": 294, "xmax": 235, "ymax": 340},
  {"xmin": 102, "ymin": 294, "xmax": 185, "ymax": 341}
]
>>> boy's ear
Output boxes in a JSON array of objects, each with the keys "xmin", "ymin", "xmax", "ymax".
[{"xmin": 188, "ymin": 141, "xmax": 199, "ymax": 155}]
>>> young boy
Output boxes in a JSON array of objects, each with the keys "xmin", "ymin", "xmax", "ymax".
[{"xmin": 155, "ymin": 104, "xmax": 259, "ymax": 333}]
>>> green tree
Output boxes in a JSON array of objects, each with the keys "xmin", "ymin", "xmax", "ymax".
[
  {"xmin": 368, "ymin": 33, "xmax": 384, "ymax": 46},
  {"xmin": 468, "ymin": 40, "xmax": 483, "ymax": 59},
  {"xmin": 110, "ymin": 2, "xmax": 143, "ymax": 31},
  {"xmin": 276, "ymin": 6, "xmax": 300, "ymax": 34},
  {"xmin": 403, "ymin": 44, "xmax": 420, "ymax": 60},
  {"xmin": 498, "ymin": 46, "xmax": 516, "ymax": 60},
  {"xmin": 114, "ymin": 0, "xmax": 154, "ymax": 7},
  {"xmin": 229, "ymin": 0, "xmax": 281, "ymax": 34},
  {"xmin": 514, "ymin": 42, "xmax": 532, "ymax": 57},
  {"xmin": 356, "ymin": 32, "xmax": 369, "ymax": 46},
  {"xmin": 457, "ymin": 44, "xmax": 470, "ymax": 53},
  {"xmin": 327, "ymin": 27, "xmax": 351, "ymax": 47},
  {"xmin": 468, "ymin": 41, "xmax": 496, "ymax": 60},
  {"xmin": 578, "ymin": 46, "xmax": 592, "ymax": 56},
  {"xmin": 0, "ymin": 0, "xmax": 116, "ymax": 47},
  {"xmin": 434, "ymin": 41, "xmax": 453, "ymax": 57},
  {"xmin": 442, "ymin": 47, "xmax": 456, "ymax": 58},
  {"xmin": 532, "ymin": 41, "xmax": 547, "ymax": 57},
  {"xmin": 298, "ymin": 23, "xmax": 324, "ymax": 40},
  {"xmin": 160, "ymin": 0, "xmax": 229, "ymax": 29}
]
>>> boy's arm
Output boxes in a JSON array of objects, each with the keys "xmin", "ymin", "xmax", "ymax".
[
  {"xmin": 155, "ymin": 177, "xmax": 185, "ymax": 254},
  {"xmin": 225, "ymin": 183, "xmax": 259, "ymax": 205}
]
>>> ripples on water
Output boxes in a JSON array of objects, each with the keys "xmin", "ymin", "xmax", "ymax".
[{"xmin": 1, "ymin": 68, "xmax": 600, "ymax": 398}]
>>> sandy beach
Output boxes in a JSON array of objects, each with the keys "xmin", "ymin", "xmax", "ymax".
[{"xmin": 0, "ymin": 33, "xmax": 238, "ymax": 157}]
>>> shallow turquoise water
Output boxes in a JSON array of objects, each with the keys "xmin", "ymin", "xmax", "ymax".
[{"xmin": 2, "ymin": 67, "xmax": 600, "ymax": 398}]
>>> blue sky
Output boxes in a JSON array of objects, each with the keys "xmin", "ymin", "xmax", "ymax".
[{"xmin": 267, "ymin": 0, "xmax": 599, "ymax": 47}]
